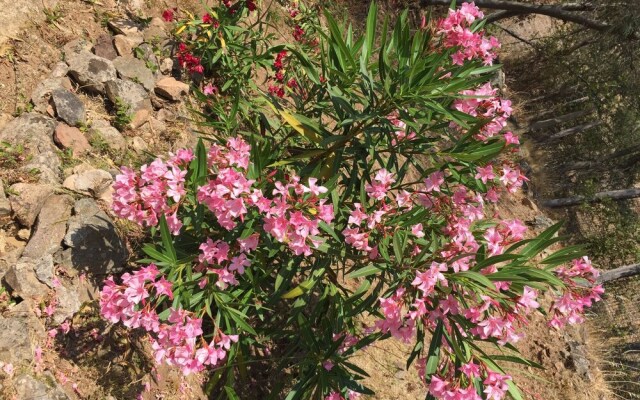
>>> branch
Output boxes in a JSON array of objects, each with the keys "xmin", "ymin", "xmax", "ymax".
[
  {"xmin": 596, "ymin": 263, "xmax": 640, "ymax": 284},
  {"xmin": 542, "ymin": 188, "xmax": 640, "ymax": 208},
  {"xmin": 420, "ymin": 0, "xmax": 609, "ymax": 31}
]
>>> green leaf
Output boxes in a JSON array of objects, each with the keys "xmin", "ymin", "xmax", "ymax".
[
  {"xmin": 159, "ymin": 215, "xmax": 177, "ymax": 264},
  {"xmin": 225, "ymin": 307, "xmax": 257, "ymax": 335},
  {"xmin": 347, "ymin": 264, "xmax": 383, "ymax": 278}
]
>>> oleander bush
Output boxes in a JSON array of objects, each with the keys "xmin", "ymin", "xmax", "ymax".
[{"xmin": 100, "ymin": 2, "xmax": 603, "ymax": 399}]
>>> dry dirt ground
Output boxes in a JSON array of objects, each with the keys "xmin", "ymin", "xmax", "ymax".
[{"xmin": 0, "ymin": 1, "xmax": 616, "ymax": 399}]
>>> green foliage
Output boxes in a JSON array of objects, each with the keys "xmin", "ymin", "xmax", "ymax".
[{"xmin": 113, "ymin": 97, "xmax": 133, "ymax": 131}]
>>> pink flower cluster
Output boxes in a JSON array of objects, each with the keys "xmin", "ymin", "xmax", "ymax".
[
  {"xmin": 100, "ymin": 264, "xmax": 238, "ymax": 375},
  {"xmin": 197, "ymin": 234, "xmax": 258, "ymax": 289},
  {"xmin": 196, "ymin": 137, "xmax": 255, "ymax": 230},
  {"xmin": 425, "ymin": 367, "xmax": 511, "ymax": 400},
  {"xmin": 387, "ymin": 112, "xmax": 416, "ymax": 145},
  {"xmin": 437, "ymin": 2, "xmax": 500, "ymax": 66},
  {"xmin": 549, "ymin": 256, "xmax": 603, "ymax": 328},
  {"xmin": 112, "ymin": 149, "xmax": 194, "ymax": 233},
  {"xmin": 263, "ymin": 175, "xmax": 334, "ymax": 256},
  {"xmin": 324, "ymin": 391, "xmax": 361, "ymax": 400},
  {"xmin": 453, "ymin": 83, "xmax": 513, "ymax": 141}
]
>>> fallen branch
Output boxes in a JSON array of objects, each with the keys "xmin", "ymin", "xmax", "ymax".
[
  {"xmin": 529, "ymin": 109, "xmax": 593, "ymax": 131},
  {"xmin": 545, "ymin": 120, "xmax": 602, "ymax": 141},
  {"xmin": 421, "ymin": 0, "xmax": 608, "ymax": 30},
  {"xmin": 597, "ymin": 263, "xmax": 640, "ymax": 284},
  {"xmin": 542, "ymin": 188, "xmax": 640, "ymax": 207}
]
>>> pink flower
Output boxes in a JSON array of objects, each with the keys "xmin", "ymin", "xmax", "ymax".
[
  {"xmin": 411, "ymin": 223, "xmax": 425, "ymax": 238},
  {"xmin": 302, "ymin": 178, "xmax": 328, "ymax": 196},
  {"xmin": 475, "ymin": 164, "xmax": 495, "ymax": 183},
  {"xmin": 203, "ymin": 84, "xmax": 216, "ymax": 95},
  {"xmin": 424, "ymin": 171, "xmax": 445, "ymax": 192},
  {"xmin": 153, "ymin": 276, "xmax": 174, "ymax": 300}
]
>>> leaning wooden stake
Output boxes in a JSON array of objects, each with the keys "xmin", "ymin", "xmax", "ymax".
[
  {"xmin": 542, "ymin": 188, "xmax": 640, "ymax": 208},
  {"xmin": 597, "ymin": 263, "xmax": 640, "ymax": 284}
]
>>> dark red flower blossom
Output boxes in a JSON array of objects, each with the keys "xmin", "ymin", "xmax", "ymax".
[{"xmin": 162, "ymin": 8, "xmax": 176, "ymax": 22}]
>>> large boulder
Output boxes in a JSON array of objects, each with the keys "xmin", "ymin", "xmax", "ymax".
[
  {"xmin": 94, "ymin": 33, "xmax": 118, "ymax": 61},
  {"xmin": 58, "ymin": 199, "xmax": 128, "ymax": 283},
  {"xmin": 113, "ymin": 56, "xmax": 156, "ymax": 91},
  {"xmin": 0, "ymin": 113, "xmax": 61, "ymax": 184},
  {"xmin": 54, "ymin": 123, "xmax": 92, "ymax": 156},
  {"xmin": 63, "ymin": 168, "xmax": 113, "ymax": 198},
  {"xmin": 0, "ymin": 317, "xmax": 41, "ymax": 367},
  {"xmin": 4, "ymin": 255, "xmax": 52, "ymax": 299},
  {"xmin": 31, "ymin": 77, "xmax": 73, "ymax": 114},
  {"xmin": 155, "ymin": 77, "xmax": 189, "ymax": 101},
  {"xmin": 8, "ymin": 183, "xmax": 54, "ymax": 228},
  {"xmin": 67, "ymin": 51, "xmax": 117, "ymax": 94},
  {"xmin": 22, "ymin": 194, "xmax": 73, "ymax": 259},
  {"xmin": 105, "ymin": 78, "xmax": 150, "ymax": 111},
  {"xmin": 13, "ymin": 373, "xmax": 70, "ymax": 400},
  {"xmin": 51, "ymin": 88, "xmax": 86, "ymax": 126},
  {"xmin": 88, "ymin": 122, "xmax": 126, "ymax": 152}
]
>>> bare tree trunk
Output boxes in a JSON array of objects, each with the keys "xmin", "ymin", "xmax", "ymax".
[
  {"xmin": 529, "ymin": 109, "xmax": 593, "ymax": 131},
  {"xmin": 420, "ymin": 0, "xmax": 608, "ymax": 30},
  {"xmin": 545, "ymin": 121, "xmax": 602, "ymax": 141},
  {"xmin": 597, "ymin": 263, "xmax": 640, "ymax": 284},
  {"xmin": 542, "ymin": 188, "xmax": 640, "ymax": 207}
]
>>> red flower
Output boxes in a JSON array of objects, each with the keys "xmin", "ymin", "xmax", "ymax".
[
  {"xmin": 246, "ymin": 0, "xmax": 257, "ymax": 12},
  {"xmin": 202, "ymin": 13, "xmax": 214, "ymax": 24},
  {"xmin": 293, "ymin": 25, "xmax": 305, "ymax": 42},
  {"xmin": 162, "ymin": 8, "xmax": 176, "ymax": 22},
  {"xmin": 268, "ymin": 85, "xmax": 285, "ymax": 98},
  {"xmin": 287, "ymin": 79, "xmax": 298, "ymax": 89}
]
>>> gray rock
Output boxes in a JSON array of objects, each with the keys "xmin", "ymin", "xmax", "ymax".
[
  {"xmin": 34, "ymin": 253, "xmax": 55, "ymax": 286},
  {"xmin": 63, "ymin": 169, "xmax": 113, "ymax": 198},
  {"xmin": 143, "ymin": 18, "xmax": 167, "ymax": 43},
  {"xmin": 52, "ymin": 285, "xmax": 81, "ymax": 325},
  {"xmin": 113, "ymin": 56, "xmax": 156, "ymax": 91},
  {"xmin": 14, "ymin": 373, "xmax": 70, "ymax": 400},
  {"xmin": 108, "ymin": 19, "xmax": 143, "ymax": 37},
  {"xmin": 94, "ymin": 34, "xmax": 118, "ymax": 61},
  {"xmin": 67, "ymin": 51, "xmax": 117, "ymax": 94},
  {"xmin": 4, "ymin": 256, "xmax": 51, "ymax": 298},
  {"xmin": 128, "ymin": 136, "xmax": 148, "ymax": 154},
  {"xmin": 0, "ymin": 113, "xmax": 61, "ymax": 184},
  {"xmin": 49, "ymin": 62, "xmax": 69, "ymax": 78},
  {"xmin": 155, "ymin": 77, "xmax": 189, "ymax": 101},
  {"xmin": 22, "ymin": 195, "xmax": 74, "ymax": 259},
  {"xmin": 89, "ymin": 125, "xmax": 126, "ymax": 152},
  {"xmin": 31, "ymin": 77, "xmax": 73, "ymax": 114},
  {"xmin": 52, "ymin": 88, "xmax": 86, "ymax": 126},
  {"xmin": 8, "ymin": 183, "xmax": 54, "ymax": 228},
  {"xmin": 0, "ymin": 234, "xmax": 25, "ymax": 279},
  {"xmin": 113, "ymin": 34, "xmax": 134, "ymax": 57},
  {"xmin": 0, "ymin": 180, "xmax": 10, "ymax": 218},
  {"xmin": 0, "ymin": 319, "xmax": 39, "ymax": 367},
  {"xmin": 159, "ymin": 57, "xmax": 174, "ymax": 75},
  {"xmin": 63, "ymin": 38, "xmax": 93, "ymax": 56},
  {"xmin": 105, "ymin": 78, "xmax": 149, "ymax": 112},
  {"xmin": 135, "ymin": 43, "xmax": 158, "ymax": 69},
  {"xmin": 61, "ymin": 198, "xmax": 128, "ymax": 278}
]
